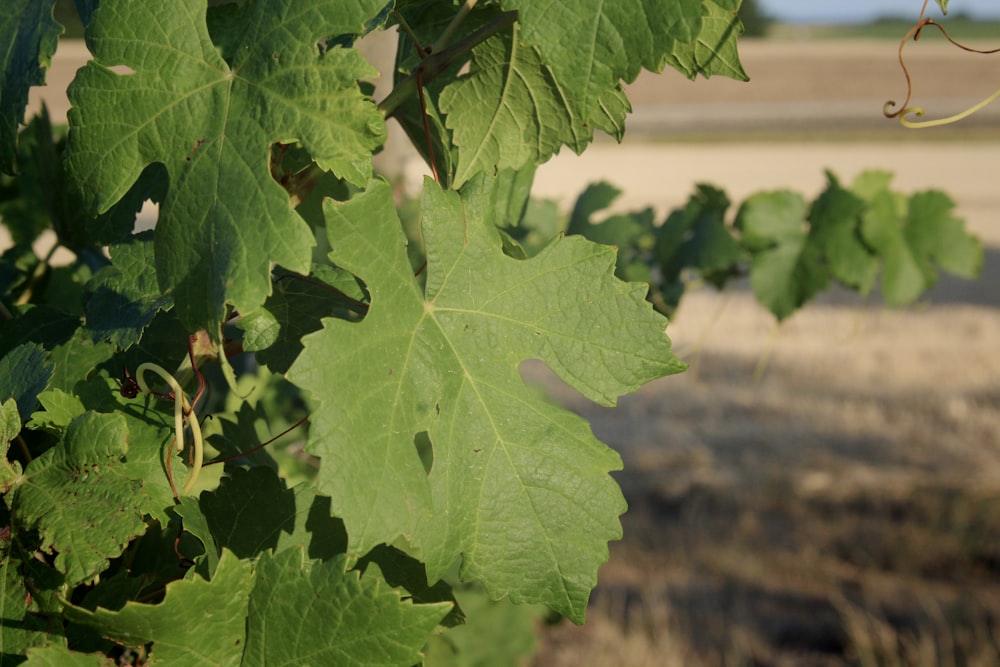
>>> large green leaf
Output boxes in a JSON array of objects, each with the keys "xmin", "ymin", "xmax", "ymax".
[
  {"xmin": 9, "ymin": 412, "xmax": 147, "ymax": 585},
  {"xmin": 64, "ymin": 549, "xmax": 251, "ymax": 666},
  {"xmin": 243, "ymin": 548, "xmax": 451, "ymax": 667},
  {"xmin": 288, "ymin": 178, "xmax": 684, "ymax": 622},
  {"xmin": 0, "ymin": 0, "xmax": 61, "ymax": 174},
  {"xmin": 65, "ymin": 0, "xmax": 387, "ymax": 332}
]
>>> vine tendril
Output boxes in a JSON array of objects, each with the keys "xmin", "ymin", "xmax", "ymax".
[
  {"xmin": 884, "ymin": 0, "xmax": 1000, "ymax": 129},
  {"xmin": 134, "ymin": 362, "xmax": 204, "ymax": 496}
]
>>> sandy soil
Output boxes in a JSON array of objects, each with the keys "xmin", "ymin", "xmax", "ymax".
[{"xmin": 14, "ymin": 37, "xmax": 1000, "ymax": 665}]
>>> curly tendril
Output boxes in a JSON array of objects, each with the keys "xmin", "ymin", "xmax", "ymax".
[
  {"xmin": 134, "ymin": 362, "xmax": 204, "ymax": 496},
  {"xmin": 884, "ymin": 0, "xmax": 1000, "ymax": 129}
]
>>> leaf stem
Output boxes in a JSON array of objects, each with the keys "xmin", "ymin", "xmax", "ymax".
[
  {"xmin": 14, "ymin": 435, "xmax": 31, "ymax": 463},
  {"xmin": 378, "ymin": 10, "xmax": 517, "ymax": 118},
  {"xmin": 203, "ymin": 415, "xmax": 309, "ymax": 466},
  {"xmin": 431, "ymin": 0, "xmax": 479, "ymax": 55}
]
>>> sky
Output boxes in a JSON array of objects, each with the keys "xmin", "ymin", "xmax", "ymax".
[{"xmin": 756, "ymin": 0, "xmax": 1000, "ymax": 24}]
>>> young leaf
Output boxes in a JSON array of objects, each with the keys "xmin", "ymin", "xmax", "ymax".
[
  {"xmin": 243, "ymin": 548, "xmax": 451, "ymax": 667},
  {"xmin": 25, "ymin": 389, "xmax": 85, "ymax": 436},
  {"xmin": 656, "ymin": 184, "xmax": 743, "ymax": 298},
  {"xmin": 9, "ymin": 412, "xmax": 147, "ymax": 585},
  {"xmin": 1, "ymin": 398, "xmax": 23, "ymax": 490},
  {"xmin": 64, "ymin": 549, "xmax": 252, "ymax": 666},
  {"xmin": 500, "ymin": 0, "xmax": 706, "ymax": 119},
  {"xmin": 440, "ymin": 24, "xmax": 601, "ymax": 188},
  {"xmin": 858, "ymin": 184, "xmax": 982, "ymax": 306},
  {"xmin": 0, "ymin": 0, "xmax": 61, "ymax": 174},
  {"xmin": 65, "ymin": 0, "xmax": 388, "ymax": 333},
  {"xmin": 807, "ymin": 174, "xmax": 878, "ymax": 294},
  {"xmin": 289, "ymin": 178, "xmax": 684, "ymax": 622},
  {"xmin": 736, "ymin": 190, "xmax": 829, "ymax": 320}
]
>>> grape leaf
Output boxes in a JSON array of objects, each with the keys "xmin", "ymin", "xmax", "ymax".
[
  {"xmin": 84, "ymin": 232, "xmax": 173, "ymax": 350},
  {"xmin": 0, "ymin": 343, "xmax": 53, "ymax": 422},
  {"xmin": 0, "ymin": 306, "xmax": 78, "ymax": 358},
  {"xmin": 656, "ymin": 184, "xmax": 743, "ymax": 296},
  {"xmin": 1, "ymin": 398, "xmax": 25, "ymax": 490},
  {"xmin": 808, "ymin": 174, "xmax": 878, "ymax": 294},
  {"xmin": 0, "ymin": 397, "xmax": 19, "ymax": 445},
  {"xmin": 357, "ymin": 545, "xmax": 464, "ymax": 628},
  {"xmin": 439, "ymin": 24, "xmax": 625, "ymax": 188},
  {"xmin": 199, "ymin": 467, "xmax": 347, "ymax": 562},
  {"xmin": 423, "ymin": 584, "xmax": 542, "ymax": 667},
  {"xmin": 23, "ymin": 646, "xmax": 107, "ymax": 666},
  {"xmin": 1, "ymin": 108, "xmax": 160, "ymax": 251},
  {"xmin": 9, "ymin": 412, "xmax": 147, "ymax": 585},
  {"xmin": 664, "ymin": 0, "xmax": 748, "ymax": 81},
  {"xmin": 736, "ymin": 190, "xmax": 829, "ymax": 320},
  {"xmin": 25, "ymin": 389, "xmax": 85, "ymax": 436},
  {"xmin": 72, "ymin": 375, "xmax": 185, "ymax": 526},
  {"xmin": 243, "ymin": 548, "xmax": 451, "ymax": 667},
  {"xmin": 501, "ymin": 0, "xmax": 706, "ymax": 119},
  {"xmin": 857, "ymin": 179, "xmax": 982, "ymax": 306},
  {"xmin": 64, "ymin": 549, "xmax": 251, "ymax": 666},
  {"xmin": 906, "ymin": 191, "xmax": 982, "ymax": 279},
  {"xmin": 288, "ymin": 178, "xmax": 684, "ymax": 622},
  {"xmin": 936, "ymin": 0, "xmax": 949, "ymax": 14},
  {"xmin": 252, "ymin": 267, "xmax": 365, "ymax": 374},
  {"xmin": 1, "ymin": 530, "xmax": 63, "ymax": 659},
  {"xmin": 0, "ymin": 0, "xmax": 61, "ymax": 174},
  {"xmin": 65, "ymin": 0, "xmax": 388, "ymax": 333},
  {"xmin": 45, "ymin": 332, "xmax": 114, "ymax": 394}
]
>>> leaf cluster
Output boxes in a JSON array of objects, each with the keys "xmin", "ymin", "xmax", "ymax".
[{"xmin": 512, "ymin": 171, "xmax": 981, "ymax": 321}]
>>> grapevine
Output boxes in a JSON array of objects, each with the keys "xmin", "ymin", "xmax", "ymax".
[{"xmin": 0, "ymin": 1, "xmax": 984, "ymax": 664}]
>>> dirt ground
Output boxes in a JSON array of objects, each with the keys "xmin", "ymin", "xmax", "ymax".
[{"xmin": 17, "ymin": 36, "xmax": 1000, "ymax": 665}]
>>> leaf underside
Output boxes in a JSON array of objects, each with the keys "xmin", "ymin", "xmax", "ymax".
[{"xmin": 289, "ymin": 178, "xmax": 684, "ymax": 622}]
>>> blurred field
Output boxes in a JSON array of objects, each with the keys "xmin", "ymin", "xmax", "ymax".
[{"xmin": 17, "ymin": 32, "xmax": 1000, "ymax": 666}]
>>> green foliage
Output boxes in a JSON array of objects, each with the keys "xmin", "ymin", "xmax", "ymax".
[
  {"xmin": 516, "ymin": 171, "xmax": 981, "ymax": 321},
  {"xmin": 0, "ymin": 0, "xmax": 983, "ymax": 664}
]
